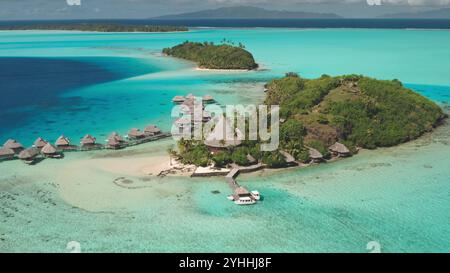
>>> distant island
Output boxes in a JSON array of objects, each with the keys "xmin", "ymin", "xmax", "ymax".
[
  {"xmin": 163, "ymin": 41, "xmax": 258, "ymax": 70},
  {"xmin": 172, "ymin": 74, "xmax": 446, "ymax": 168},
  {"xmin": 153, "ymin": 6, "xmax": 341, "ymax": 19},
  {"xmin": 380, "ymin": 7, "xmax": 450, "ymax": 19},
  {"xmin": 0, "ymin": 24, "xmax": 188, "ymax": 32}
]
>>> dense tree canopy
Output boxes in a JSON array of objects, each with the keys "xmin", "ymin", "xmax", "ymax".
[{"xmin": 163, "ymin": 41, "xmax": 258, "ymax": 70}]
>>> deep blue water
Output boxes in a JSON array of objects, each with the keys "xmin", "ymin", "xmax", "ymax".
[
  {"xmin": 0, "ymin": 57, "xmax": 156, "ymax": 137},
  {"xmin": 2, "ymin": 19, "xmax": 450, "ymax": 29}
]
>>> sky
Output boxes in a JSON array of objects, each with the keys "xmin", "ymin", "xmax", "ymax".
[{"xmin": 0, "ymin": 0, "xmax": 449, "ymax": 20}]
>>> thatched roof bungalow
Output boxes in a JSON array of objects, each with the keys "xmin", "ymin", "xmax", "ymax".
[
  {"xmin": 55, "ymin": 135, "xmax": 70, "ymax": 147},
  {"xmin": 329, "ymin": 142, "xmax": 351, "ymax": 157},
  {"xmin": 280, "ymin": 150, "xmax": 297, "ymax": 165},
  {"xmin": 33, "ymin": 137, "xmax": 48, "ymax": 149},
  {"xmin": 3, "ymin": 139, "xmax": 24, "ymax": 153},
  {"xmin": 127, "ymin": 128, "xmax": 144, "ymax": 140},
  {"xmin": 308, "ymin": 148, "xmax": 324, "ymax": 163},
  {"xmin": 41, "ymin": 143, "xmax": 60, "ymax": 158},
  {"xmin": 144, "ymin": 125, "xmax": 161, "ymax": 136},
  {"xmin": 18, "ymin": 147, "xmax": 39, "ymax": 162},
  {"xmin": 0, "ymin": 147, "xmax": 15, "ymax": 160},
  {"xmin": 81, "ymin": 134, "xmax": 96, "ymax": 146},
  {"xmin": 204, "ymin": 115, "xmax": 244, "ymax": 151}
]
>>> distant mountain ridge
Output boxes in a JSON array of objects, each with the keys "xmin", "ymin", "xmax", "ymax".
[
  {"xmin": 153, "ymin": 6, "xmax": 341, "ymax": 19},
  {"xmin": 380, "ymin": 7, "xmax": 450, "ymax": 19}
]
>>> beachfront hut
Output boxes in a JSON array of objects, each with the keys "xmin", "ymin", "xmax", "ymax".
[
  {"xmin": 280, "ymin": 150, "xmax": 297, "ymax": 166},
  {"xmin": 18, "ymin": 147, "xmax": 39, "ymax": 164},
  {"xmin": 172, "ymin": 96, "xmax": 186, "ymax": 104},
  {"xmin": 202, "ymin": 95, "xmax": 215, "ymax": 103},
  {"xmin": 308, "ymin": 148, "xmax": 324, "ymax": 163},
  {"xmin": 80, "ymin": 134, "xmax": 96, "ymax": 147},
  {"xmin": 127, "ymin": 128, "xmax": 145, "ymax": 140},
  {"xmin": 329, "ymin": 142, "xmax": 351, "ymax": 157},
  {"xmin": 106, "ymin": 132, "xmax": 125, "ymax": 149},
  {"xmin": 33, "ymin": 137, "xmax": 48, "ymax": 149},
  {"xmin": 0, "ymin": 147, "xmax": 15, "ymax": 160},
  {"xmin": 3, "ymin": 139, "xmax": 24, "ymax": 154},
  {"xmin": 41, "ymin": 143, "xmax": 61, "ymax": 158},
  {"xmin": 144, "ymin": 125, "xmax": 162, "ymax": 136},
  {"xmin": 204, "ymin": 115, "xmax": 244, "ymax": 153},
  {"xmin": 55, "ymin": 135, "xmax": 70, "ymax": 148}
]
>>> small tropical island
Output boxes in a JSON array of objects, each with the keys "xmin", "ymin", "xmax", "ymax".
[
  {"xmin": 163, "ymin": 41, "xmax": 259, "ymax": 70},
  {"xmin": 0, "ymin": 24, "xmax": 188, "ymax": 32},
  {"xmin": 171, "ymin": 74, "xmax": 447, "ymax": 170}
]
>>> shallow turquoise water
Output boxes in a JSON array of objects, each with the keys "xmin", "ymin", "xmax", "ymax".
[{"xmin": 1, "ymin": 29, "xmax": 450, "ymax": 253}]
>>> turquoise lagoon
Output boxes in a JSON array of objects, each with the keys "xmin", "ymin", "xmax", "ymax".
[{"xmin": 0, "ymin": 28, "xmax": 450, "ymax": 252}]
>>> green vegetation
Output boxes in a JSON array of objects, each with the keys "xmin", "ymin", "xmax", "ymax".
[
  {"xmin": 0, "ymin": 24, "xmax": 188, "ymax": 32},
  {"xmin": 163, "ymin": 41, "xmax": 258, "ymax": 70},
  {"xmin": 172, "ymin": 74, "xmax": 445, "ymax": 168},
  {"xmin": 266, "ymin": 74, "xmax": 446, "ymax": 153}
]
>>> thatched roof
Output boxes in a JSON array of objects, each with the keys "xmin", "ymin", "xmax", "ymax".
[
  {"xmin": 329, "ymin": 142, "xmax": 350, "ymax": 154},
  {"xmin": 108, "ymin": 132, "xmax": 124, "ymax": 142},
  {"xmin": 172, "ymin": 96, "xmax": 185, "ymax": 103},
  {"xmin": 3, "ymin": 139, "xmax": 23, "ymax": 150},
  {"xmin": 33, "ymin": 137, "xmax": 48, "ymax": 149},
  {"xmin": 18, "ymin": 148, "xmax": 39, "ymax": 160},
  {"xmin": 55, "ymin": 135, "xmax": 70, "ymax": 146},
  {"xmin": 185, "ymin": 93, "xmax": 195, "ymax": 100},
  {"xmin": 41, "ymin": 143, "xmax": 58, "ymax": 154},
  {"xmin": 204, "ymin": 115, "xmax": 244, "ymax": 148},
  {"xmin": 280, "ymin": 150, "xmax": 296, "ymax": 163},
  {"xmin": 308, "ymin": 148, "xmax": 323, "ymax": 160},
  {"xmin": 144, "ymin": 125, "xmax": 161, "ymax": 135},
  {"xmin": 202, "ymin": 95, "xmax": 214, "ymax": 102},
  {"xmin": 0, "ymin": 147, "xmax": 15, "ymax": 157},
  {"xmin": 128, "ymin": 128, "xmax": 144, "ymax": 138},
  {"xmin": 81, "ymin": 134, "xmax": 96, "ymax": 145}
]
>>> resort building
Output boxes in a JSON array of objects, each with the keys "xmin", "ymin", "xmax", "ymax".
[
  {"xmin": 106, "ymin": 132, "xmax": 126, "ymax": 149},
  {"xmin": 144, "ymin": 125, "xmax": 162, "ymax": 136},
  {"xmin": 308, "ymin": 148, "xmax": 324, "ymax": 163},
  {"xmin": 3, "ymin": 139, "xmax": 24, "ymax": 154},
  {"xmin": 18, "ymin": 148, "xmax": 39, "ymax": 164},
  {"xmin": 41, "ymin": 143, "xmax": 60, "ymax": 158},
  {"xmin": 127, "ymin": 128, "xmax": 145, "ymax": 140},
  {"xmin": 204, "ymin": 115, "xmax": 244, "ymax": 153},
  {"xmin": 33, "ymin": 137, "xmax": 48, "ymax": 149},
  {"xmin": 0, "ymin": 147, "xmax": 15, "ymax": 160},
  {"xmin": 202, "ymin": 95, "xmax": 215, "ymax": 103},
  {"xmin": 329, "ymin": 142, "xmax": 351, "ymax": 157},
  {"xmin": 172, "ymin": 96, "xmax": 186, "ymax": 104},
  {"xmin": 55, "ymin": 135, "xmax": 71, "ymax": 148},
  {"xmin": 81, "ymin": 134, "xmax": 97, "ymax": 148}
]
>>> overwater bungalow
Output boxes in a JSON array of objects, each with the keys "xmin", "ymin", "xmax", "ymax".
[
  {"xmin": 0, "ymin": 147, "xmax": 15, "ymax": 161},
  {"xmin": 55, "ymin": 135, "xmax": 71, "ymax": 148},
  {"xmin": 41, "ymin": 143, "xmax": 61, "ymax": 158},
  {"xmin": 308, "ymin": 148, "xmax": 324, "ymax": 163},
  {"xmin": 202, "ymin": 95, "xmax": 215, "ymax": 103},
  {"xmin": 127, "ymin": 128, "xmax": 145, "ymax": 140},
  {"xmin": 144, "ymin": 125, "xmax": 162, "ymax": 136},
  {"xmin": 3, "ymin": 139, "xmax": 24, "ymax": 154},
  {"xmin": 172, "ymin": 96, "xmax": 186, "ymax": 104},
  {"xmin": 80, "ymin": 134, "xmax": 96, "ymax": 148},
  {"xmin": 106, "ymin": 132, "xmax": 126, "ymax": 149},
  {"xmin": 329, "ymin": 142, "xmax": 351, "ymax": 157},
  {"xmin": 33, "ymin": 137, "xmax": 48, "ymax": 149},
  {"xmin": 204, "ymin": 115, "xmax": 244, "ymax": 153},
  {"xmin": 18, "ymin": 148, "xmax": 39, "ymax": 164}
]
